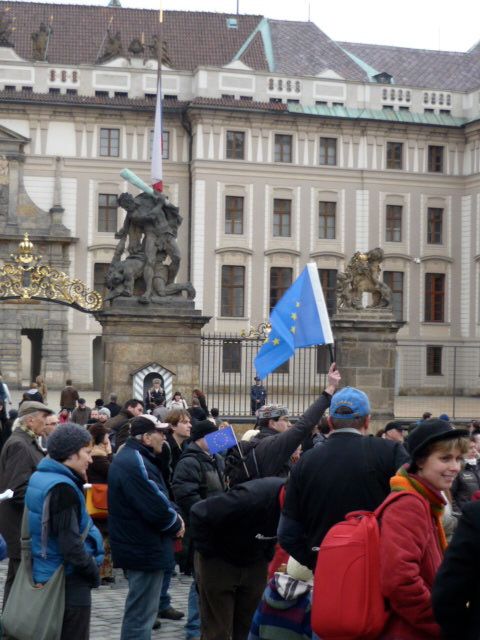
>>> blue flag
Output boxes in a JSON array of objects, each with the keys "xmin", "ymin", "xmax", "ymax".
[
  {"xmin": 204, "ymin": 425, "xmax": 238, "ymax": 455},
  {"xmin": 254, "ymin": 263, "xmax": 334, "ymax": 379}
]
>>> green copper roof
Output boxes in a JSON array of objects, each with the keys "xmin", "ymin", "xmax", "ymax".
[
  {"xmin": 287, "ymin": 103, "xmax": 467, "ymax": 127},
  {"xmin": 231, "ymin": 17, "xmax": 275, "ymax": 73},
  {"xmin": 341, "ymin": 48, "xmax": 381, "ymax": 81}
]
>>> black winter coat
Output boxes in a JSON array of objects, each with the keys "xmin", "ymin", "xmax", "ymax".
[
  {"xmin": 279, "ymin": 431, "xmax": 410, "ymax": 568},
  {"xmin": 433, "ymin": 500, "xmax": 480, "ymax": 640},
  {"xmin": 172, "ymin": 442, "xmax": 225, "ymax": 520},
  {"xmin": 190, "ymin": 477, "xmax": 284, "ymax": 566}
]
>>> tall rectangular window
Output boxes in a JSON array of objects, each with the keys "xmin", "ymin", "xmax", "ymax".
[
  {"xmin": 222, "ymin": 340, "xmax": 241, "ymax": 373},
  {"xmin": 98, "ymin": 194, "xmax": 118, "ymax": 232},
  {"xmin": 274, "ymin": 134, "xmax": 292, "ymax": 163},
  {"xmin": 149, "ymin": 129, "xmax": 169, "ymax": 160},
  {"xmin": 427, "ymin": 208, "xmax": 443, "ymax": 244},
  {"xmin": 428, "ymin": 145, "xmax": 444, "ymax": 173},
  {"xmin": 383, "ymin": 271, "xmax": 404, "ymax": 321},
  {"xmin": 93, "ymin": 263, "xmax": 110, "ymax": 297},
  {"xmin": 225, "ymin": 196, "xmax": 244, "ymax": 234},
  {"xmin": 426, "ymin": 345, "xmax": 442, "ymax": 375},
  {"xmin": 386, "ymin": 205, "xmax": 402, "ymax": 242},
  {"xmin": 221, "ymin": 266, "xmax": 245, "ymax": 317},
  {"xmin": 425, "ymin": 273, "xmax": 445, "ymax": 322},
  {"xmin": 270, "ymin": 267, "xmax": 293, "ymax": 311},
  {"xmin": 386, "ymin": 142, "xmax": 403, "ymax": 169},
  {"xmin": 319, "ymin": 137, "xmax": 337, "ymax": 165},
  {"xmin": 99, "ymin": 128, "xmax": 120, "ymax": 157},
  {"xmin": 319, "ymin": 269, "xmax": 337, "ymax": 316},
  {"xmin": 273, "ymin": 199, "xmax": 291, "ymax": 237},
  {"xmin": 319, "ymin": 201, "xmax": 336, "ymax": 239},
  {"xmin": 226, "ymin": 131, "xmax": 245, "ymax": 160}
]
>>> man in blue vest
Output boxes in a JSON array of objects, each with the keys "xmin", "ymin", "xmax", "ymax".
[
  {"xmin": 25, "ymin": 423, "xmax": 104, "ymax": 640},
  {"xmin": 251, "ymin": 377, "xmax": 267, "ymax": 415}
]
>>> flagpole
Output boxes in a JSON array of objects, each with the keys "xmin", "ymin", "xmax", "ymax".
[{"xmin": 151, "ymin": 2, "xmax": 164, "ymax": 192}]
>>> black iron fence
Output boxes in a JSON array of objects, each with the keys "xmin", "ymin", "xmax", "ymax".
[
  {"xmin": 200, "ymin": 333, "xmax": 328, "ymax": 417},
  {"xmin": 200, "ymin": 336, "xmax": 480, "ymax": 420}
]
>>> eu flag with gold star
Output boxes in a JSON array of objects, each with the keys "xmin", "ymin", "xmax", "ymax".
[{"xmin": 254, "ymin": 263, "xmax": 334, "ymax": 379}]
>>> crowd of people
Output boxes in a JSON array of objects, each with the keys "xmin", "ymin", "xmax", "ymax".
[{"xmin": 0, "ymin": 368, "xmax": 479, "ymax": 639}]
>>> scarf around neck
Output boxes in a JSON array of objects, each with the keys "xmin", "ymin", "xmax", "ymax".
[{"xmin": 390, "ymin": 465, "xmax": 447, "ymax": 552}]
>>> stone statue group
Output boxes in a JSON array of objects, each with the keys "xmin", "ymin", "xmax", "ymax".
[{"xmin": 105, "ymin": 191, "xmax": 195, "ymax": 304}]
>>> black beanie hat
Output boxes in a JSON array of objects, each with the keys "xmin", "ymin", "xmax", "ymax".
[
  {"xmin": 191, "ymin": 420, "xmax": 218, "ymax": 442},
  {"xmin": 47, "ymin": 423, "xmax": 92, "ymax": 461}
]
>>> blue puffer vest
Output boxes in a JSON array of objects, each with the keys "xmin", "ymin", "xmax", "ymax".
[{"xmin": 25, "ymin": 457, "xmax": 104, "ymax": 583}]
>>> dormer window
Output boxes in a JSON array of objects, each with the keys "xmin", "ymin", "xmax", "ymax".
[
  {"xmin": 373, "ymin": 72, "xmax": 393, "ymax": 84},
  {"xmin": 227, "ymin": 17, "xmax": 238, "ymax": 29}
]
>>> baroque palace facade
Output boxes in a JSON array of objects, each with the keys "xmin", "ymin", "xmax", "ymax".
[{"xmin": 0, "ymin": 1, "xmax": 480, "ymax": 392}]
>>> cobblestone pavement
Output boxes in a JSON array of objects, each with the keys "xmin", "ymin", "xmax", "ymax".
[{"xmin": 0, "ymin": 560, "xmax": 193, "ymax": 639}]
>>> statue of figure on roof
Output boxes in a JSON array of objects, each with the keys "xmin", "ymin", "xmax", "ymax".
[
  {"xmin": 0, "ymin": 9, "xmax": 14, "ymax": 47},
  {"xmin": 98, "ymin": 29, "xmax": 123, "ymax": 63},
  {"xmin": 127, "ymin": 37, "xmax": 144, "ymax": 61},
  {"xmin": 105, "ymin": 190, "xmax": 194, "ymax": 304},
  {"xmin": 31, "ymin": 22, "xmax": 49, "ymax": 61},
  {"xmin": 147, "ymin": 35, "xmax": 171, "ymax": 66},
  {"xmin": 337, "ymin": 247, "xmax": 392, "ymax": 311}
]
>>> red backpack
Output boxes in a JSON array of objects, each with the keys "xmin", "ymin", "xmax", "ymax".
[{"xmin": 311, "ymin": 492, "xmax": 408, "ymax": 640}]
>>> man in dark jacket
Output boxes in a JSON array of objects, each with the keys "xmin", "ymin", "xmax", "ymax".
[
  {"xmin": 278, "ymin": 386, "xmax": 410, "ymax": 569},
  {"xmin": 432, "ymin": 500, "xmax": 480, "ymax": 640},
  {"xmin": 104, "ymin": 399, "xmax": 143, "ymax": 452},
  {"xmin": 60, "ymin": 379, "xmax": 80, "ymax": 412},
  {"xmin": 247, "ymin": 362, "xmax": 341, "ymax": 480},
  {"xmin": 108, "ymin": 415, "xmax": 184, "ymax": 639},
  {"xmin": 172, "ymin": 420, "xmax": 225, "ymax": 640},
  {"xmin": 190, "ymin": 477, "xmax": 284, "ymax": 640},
  {"xmin": 0, "ymin": 400, "xmax": 53, "ymax": 605},
  {"xmin": 250, "ymin": 377, "xmax": 267, "ymax": 415},
  {"xmin": 105, "ymin": 393, "xmax": 121, "ymax": 418}
]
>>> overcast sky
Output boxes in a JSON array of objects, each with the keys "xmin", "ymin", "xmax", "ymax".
[{"xmin": 8, "ymin": 0, "xmax": 480, "ymax": 52}]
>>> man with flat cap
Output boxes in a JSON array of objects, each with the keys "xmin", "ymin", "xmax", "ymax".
[
  {"xmin": 250, "ymin": 376, "xmax": 267, "ymax": 415},
  {"xmin": 0, "ymin": 400, "xmax": 54, "ymax": 605}
]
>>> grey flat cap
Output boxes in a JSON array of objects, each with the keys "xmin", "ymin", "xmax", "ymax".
[{"xmin": 18, "ymin": 401, "xmax": 54, "ymax": 418}]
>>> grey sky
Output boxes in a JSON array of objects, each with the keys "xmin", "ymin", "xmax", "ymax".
[{"xmin": 7, "ymin": 0, "xmax": 480, "ymax": 52}]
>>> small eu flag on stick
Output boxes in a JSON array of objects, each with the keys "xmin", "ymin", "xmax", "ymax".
[
  {"xmin": 204, "ymin": 426, "xmax": 250, "ymax": 479},
  {"xmin": 254, "ymin": 263, "xmax": 334, "ymax": 380}
]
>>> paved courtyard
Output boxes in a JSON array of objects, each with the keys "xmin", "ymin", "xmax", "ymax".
[{"xmin": 0, "ymin": 560, "xmax": 193, "ymax": 639}]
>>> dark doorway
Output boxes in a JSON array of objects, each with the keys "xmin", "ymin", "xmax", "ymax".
[{"xmin": 21, "ymin": 329, "xmax": 43, "ymax": 383}]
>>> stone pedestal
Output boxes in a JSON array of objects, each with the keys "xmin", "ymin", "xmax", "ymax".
[
  {"xmin": 96, "ymin": 298, "xmax": 210, "ymax": 404},
  {"xmin": 332, "ymin": 309, "xmax": 404, "ymax": 426}
]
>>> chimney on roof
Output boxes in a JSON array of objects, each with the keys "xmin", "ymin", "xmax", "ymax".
[{"xmin": 108, "ymin": 0, "xmax": 122, "ymax": 7}]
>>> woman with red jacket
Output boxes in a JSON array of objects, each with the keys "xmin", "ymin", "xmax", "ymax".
[{"xmin": 379, "ymin": 419, "xmax": 468, "ymax": 639}]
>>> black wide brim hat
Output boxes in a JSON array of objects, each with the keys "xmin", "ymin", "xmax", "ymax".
[{"xmin": 406, "ymin": 419, "xmax": 469, "ymax": 460}]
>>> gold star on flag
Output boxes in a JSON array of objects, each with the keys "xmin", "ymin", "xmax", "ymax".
[
  {"xmin": 296, "ymin": 301, "xmax": 301, "ymax": 308},
  {"xmin": 291, "ymin": 312, "xmax": 297, "ymax": 320},
  {"xmin": 263, "ymin": 337, "xmax": 269, "ymax": 344},
  {"xmin": 273, "ymin": 338, "xmax": 280, "ymax": 345},
  {"xmin": 290, "ymin": 326, "xmax": 296, "ymax": 334}
]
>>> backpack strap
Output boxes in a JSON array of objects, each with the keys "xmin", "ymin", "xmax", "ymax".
[{"xmin": 374, "ymin": 490, "xmax": 424, "ymax": 518}]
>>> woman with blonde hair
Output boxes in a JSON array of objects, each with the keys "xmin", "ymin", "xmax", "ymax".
[
  {"xmin": 379, "ymin": 420, "xmax": 469, "ymax": 639},
  {"xmin": 35, "ymin": 374, "xmax": 47, "ymax": 403}
]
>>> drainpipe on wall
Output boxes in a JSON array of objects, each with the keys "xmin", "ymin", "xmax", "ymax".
[{"xmin": 181, "ymin": 108, "xmax": 193, "ymax": 283}]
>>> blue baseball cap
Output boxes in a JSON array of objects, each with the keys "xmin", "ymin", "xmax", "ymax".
[{"xmin": 330, "ymin": 387, "xmax": 371, "ymax": 419}]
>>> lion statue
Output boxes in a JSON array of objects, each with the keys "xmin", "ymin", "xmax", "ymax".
[{"xmin": 336, "ymin": 247, "xmax": 392, "ymax": 310}]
